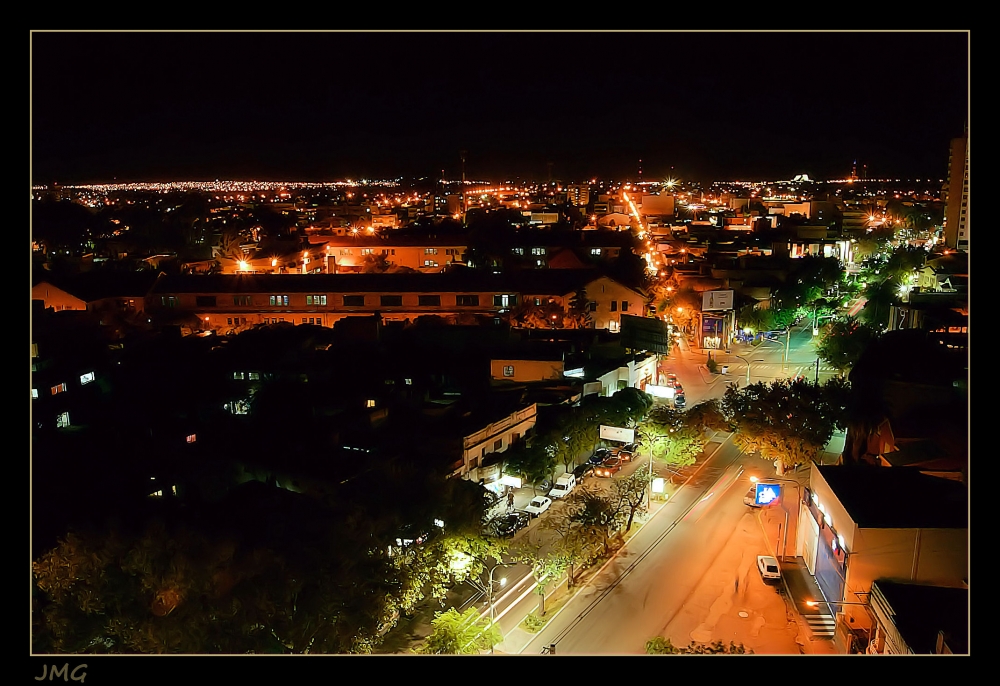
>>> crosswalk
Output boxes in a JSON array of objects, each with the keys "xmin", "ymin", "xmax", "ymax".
[{"xmin": 803, "ymin": 613, "xmax": 836, "ymax": 638}]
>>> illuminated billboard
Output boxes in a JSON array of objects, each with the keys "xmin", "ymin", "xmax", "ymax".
[
  {"xmin": 599, "ymin": 425, "xmax": 635, "ymax": 443},
  {"xmin": 754, "ymin": 483, "xmax": 781, "ymax": 506},
  {"xmin": 702, "ymin": 290, "xmax": 734, "ymax": 311}
]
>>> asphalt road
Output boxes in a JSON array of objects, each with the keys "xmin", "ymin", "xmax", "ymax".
[{"xmin": 516, "ymin": 434, "xmax": 763, "ymax": 654}]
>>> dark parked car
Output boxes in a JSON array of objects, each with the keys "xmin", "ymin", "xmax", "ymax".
[
  {"xmin": 589, "ymin": 447, "xmax": 612, "ymax": 465},
  {"xmin": 490, "ymin": 511, "xmax": 529, "ymax": 537},
  {"xmin": 573, "ymin": 463, "xmax": 595, "ymax": 480},
  {"xmin": 674, "ymin": 393, "xmax": 686, "ymax": 408}
]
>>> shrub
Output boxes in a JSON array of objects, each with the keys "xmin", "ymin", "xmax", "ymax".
[{"xmin": 522, "ymin": 612, "xmax": 548, "ymax": 633}]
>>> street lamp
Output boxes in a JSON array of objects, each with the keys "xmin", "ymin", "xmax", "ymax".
[
  {"xmin": 806, "ymin": 598, "xmax": 876, "ymax": 650},
  {"xmin": 750, "ymin": 475, "xmax": 804, "ymax": 561},
  {"xmin": 732, "ymin": 355, "xmax": 764, "ymax": 386},
  {"xmin": 806, "ymin": 599, "xmax": 869, "ymax": 609},
  {"xmin": 459, "ymin": 554, "xmax": 513, "ymax": 654}
]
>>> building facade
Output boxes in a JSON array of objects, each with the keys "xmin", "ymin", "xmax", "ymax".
[{"xmin": 943, "ymin": 134, "xmax": 969, "ymax": 252}]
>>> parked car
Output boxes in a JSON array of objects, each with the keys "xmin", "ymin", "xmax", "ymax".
[
  {"xmin": 589, "ymin": 447, "xmax": 612, "ymax": 465},
  {"xmin": 595, "ymin": 456, "xmax": 623, "ymax": 478},
  {"xmin": 612, "ymin": 446, "xmax": 634, "ymax": 462},
  {"xmin": 573, "ymin": 463, "xmax": 595, "ymax": 480},
  {"xmin": 666, "ymin": 373, "xmax": 678, "ymax": 386},
  {"xmin": 490, "ymin": 511, "xmax": 529, "ymax": 537},
  {"xmin": 743, "ymin": 486, "xmax": 761, "ymax": 508},
  {"xmin": 548, "ymin": 474, "xmax": 577, "ymax": 499},
  {"xmin": 757, "ymin": 555, "xmax": 781, "ymax": 582},
  {"xmin": 524, "ymin": 496, "xmax": 552, "ymax": 518},
  {"xmin": 674, "ymin": 393, "xmax": 686, "ymax": 408}
]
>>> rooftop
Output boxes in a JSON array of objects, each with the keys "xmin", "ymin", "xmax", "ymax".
[
  {"xmin": 873, "ymin": 579, "xmax": 968, "ymax": 654},
  {"xmin": 149, "ymin": 269, "xmax": 616, "ymax": 296},
  {"xmin": 814, "ymin": 465, "xmax": 967, "ymax": 529}
]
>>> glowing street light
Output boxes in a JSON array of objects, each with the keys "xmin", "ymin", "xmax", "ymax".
[{"xmin": 454, "ymin": 552, "xmax": 513, "ymax": 654}]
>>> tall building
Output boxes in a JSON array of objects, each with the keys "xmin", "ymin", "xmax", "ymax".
[
  {"xmin": 943, "ymin": 135, "xmax": 968, "ymax": 252},
  {"xmin": 566, "ymin": 184, "xmax": 591, "ymax": 208}
]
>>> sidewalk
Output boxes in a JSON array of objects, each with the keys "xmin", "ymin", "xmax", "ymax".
[{"xmin": 753, "ymin": 485, "xmax": 839, "ymax": 655}]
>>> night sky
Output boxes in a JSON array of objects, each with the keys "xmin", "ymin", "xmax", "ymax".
[{"xmin": 30, "ymin": 31, "xmax": 969, "ymax": 185}]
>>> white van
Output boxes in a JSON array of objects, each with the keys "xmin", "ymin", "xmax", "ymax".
[{"xmin": 548, "ymin": 474, "xmax": 577, "ymax": 499}]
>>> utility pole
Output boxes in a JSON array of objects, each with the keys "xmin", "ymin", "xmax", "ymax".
[
  {"xmin": 460, "ymin": 150, "xmax": 467, "ymax": 220},
  {"xmin": 782, "ymin": 327, "xmax": 790, "ymax": 373}
]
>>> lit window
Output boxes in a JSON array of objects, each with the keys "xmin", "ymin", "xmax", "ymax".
[
  {"xmin": 233, "ymin": 372, "xmax": 245, "ymax": 380},
  {"xmin": 56, "ymin": 411, "xmax": 70, "ymax": 428},
  {"xmin": 31, "ymin": 388, "xmax": 38, "ymax": 399},
  {"xmin": 503, "ymin": 365, "xmax": 514, "ymax": 377},
  {"xmin": 591, "ymin": 248, "xmax": 602, "ymax": 256},
  {"xmin": 366, "ymin": 399, "xmax": 376, "ymax": 408},
  {"xmin": 149, "ymin": 490, "xmax": 164, "ymax": 498},
  {"xmin": 249, "ymin": 372, "xmax": 260, "ymax": 380},
  {"xmin": 80, "ymin": 371, "xmax": 95, "ymax": 385},
  {"xmin": 186, "ymin": 434, "xmax": 197, "ymax": 443},
  {"xmin": 50, "ymin": 382, "xmax": 68, "ymax": 395}
]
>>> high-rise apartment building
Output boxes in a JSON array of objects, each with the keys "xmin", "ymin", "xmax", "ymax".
[
  {"xmin": 566, "ymin": 184, "xmax": 591, "ymax": 208},
  {"xmin": 943, "ymin": 135, "xmax": 968, "ymax": 252}
]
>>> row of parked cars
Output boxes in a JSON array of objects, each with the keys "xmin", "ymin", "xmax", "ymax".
[
  {"xmin": 666, "ymin": 373, "xmax": 686, "ymax": 408},
  {"xmin": 585, "ymin": 442, "xmax": 639, "ymax": 478},
  {"xmin": 485, "ymin": 441, "xmax": 642, "ymax": 538}
]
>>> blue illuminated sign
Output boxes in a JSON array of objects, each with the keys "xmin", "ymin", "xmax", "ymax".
[{"xmin": 754, "ymin": 483, "xmax": 781, "ymax": 506}]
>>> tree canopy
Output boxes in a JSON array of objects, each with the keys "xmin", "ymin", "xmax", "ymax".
[{"xmin": 720, "ymin": 378, "xmax": 843, "ymax": 472}]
